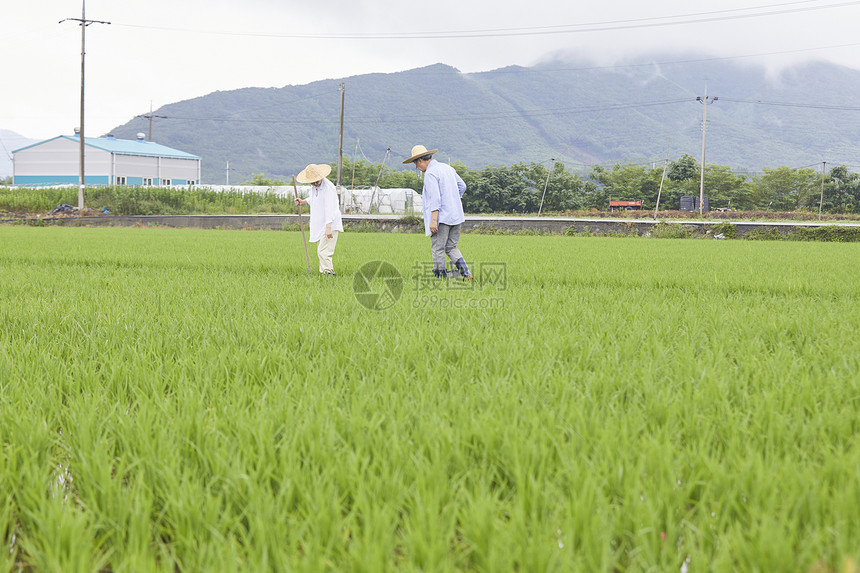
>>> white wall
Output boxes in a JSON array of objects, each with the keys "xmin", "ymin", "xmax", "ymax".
[
  {"xmin": 160, "ymin": 157, "xmax": 200, "ymax": 182},
  {"xmin": 114, "ymin": 154, "xmax": 159, "ymax": 179},
  {"xmin": 14, "ymin": 138, "xmax": 111, "ymax": 176}
]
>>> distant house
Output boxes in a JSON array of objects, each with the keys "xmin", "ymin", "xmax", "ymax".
[
  {"xmin": 608, "ymin": 200, "xmax": 643, "ymax": 211},
  {"xmin": 12, "ymin": 133, "xmax": 201, "ymax": 187}
]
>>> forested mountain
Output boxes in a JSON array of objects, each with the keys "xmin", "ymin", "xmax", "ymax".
[{"xmin": 108, "ymin": 58, "xmax": 860, "ymax": 184}]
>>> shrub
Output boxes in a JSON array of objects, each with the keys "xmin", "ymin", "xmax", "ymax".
[
  {"xmin": 793, "ymin": 226, "xmax": 860, "ymax": 243},
  {"xmin": 745, "ymin": 227, "xmax": 785, "ymax": 241},
  {"xmin": 710, "ymin": 222, "xmax": 739, "ymax": 239},
  {"xmin": 398, "ymin": 215, "xmax": 423, "ymax": 228},
  {"xmin": 651, "ymin": 222, "xmax": 692, "ymax": 239}
]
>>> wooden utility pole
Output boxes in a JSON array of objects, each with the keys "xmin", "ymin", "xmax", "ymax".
[
  {"xmin": 337, "ymin": 83, "xmax": 345, "ymax": 207},
  {"xmin": 537, "ymin": 159, "xmax": 554, "ymax": 216},
  {"xmin": 654, "ymin": 138, "xmax": 670, "ymax": 219},
  {"xmin": 819, "ymin": 161, "xmax": 826, "ymax": 221},
  {"xmin": 697, "ymin": 85, "xmax": 718, "ymax": 215},
  {"xmin": 292, "ymin": 176, "xmax": 312, "ymax": 276},
  {"xmin": 60, "ymin": 0, "xmax": 110, "ymax": 211}
]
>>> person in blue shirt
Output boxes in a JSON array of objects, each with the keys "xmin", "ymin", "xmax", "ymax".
[{"xmin": 403, "ymin": 145, "xmax": 472, "ymax": 279}]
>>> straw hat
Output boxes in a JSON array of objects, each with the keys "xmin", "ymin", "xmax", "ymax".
[
  {"xmin": 296, "ymin": 163, "xmax": 332, "ymax": 183},
  {"xmin": 402, "ymin": 145, "xmax": 438, "ymax": 164}
]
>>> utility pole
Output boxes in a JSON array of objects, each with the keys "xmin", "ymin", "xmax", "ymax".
[
  {"xmin": 61, "ymin": 0, "xmax": 110, "ymax": 211},
  {"xmin": 226, "ymin": 161, "xmax": 230, "ymax": 186},
  {"xmin": 537, "ymin": 159, "xmax": 555, "ymax": 216},
  {"xmin": 819, "ymin": 161, "xmax": 826, "ymax": 221},
  {"xmin": 137, "ymin": 102, "xmax": 168, "ymax": 142},
  {"xmin": 370, "ymin": 147, "xmax": 391, "ymax": 213},
  {"xmin": 654, "ymin": 137, "xmax": 670, "ymax": 220},
  {"xmin": 337, "ymin": 83, "xmax": 345, "ymax": 207},
  {"xmin": 696, "ymin": 85, "xmax": 718, "ymax": 215},
  {"xmin": 349, "ymin": 138, "xmax": 359, "ymax": 213}
]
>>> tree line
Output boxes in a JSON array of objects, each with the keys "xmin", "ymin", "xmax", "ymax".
[{"xmin": 316, "ymin": 155, "xmax": 860, "ymax": 214}]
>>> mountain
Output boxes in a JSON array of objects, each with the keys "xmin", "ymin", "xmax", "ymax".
[
  {"xmin": 0, "ymin": 130, "xmax": 37, "ymax": 179},
  {"xmin": 107, "ymin": 59, "xmax": 860, "ymax": 184}
]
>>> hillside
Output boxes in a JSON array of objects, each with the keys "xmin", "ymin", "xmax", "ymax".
[{"xmin": 107, "ymin": 59, "xmax": 860, "ymax": 184}]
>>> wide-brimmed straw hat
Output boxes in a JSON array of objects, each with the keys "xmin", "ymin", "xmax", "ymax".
[
  {"xmin": 296, "ymin": 163, "xmax": 332, "ymax": 183},
  {"xmin": 402, "ymin": 145, "xmax": 438, "ymax": 164}
]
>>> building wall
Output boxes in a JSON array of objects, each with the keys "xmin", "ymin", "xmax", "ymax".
[
  {"xmin": 13, "ymin": 137, "xmax": 201, "ymax": 186},
  {"xmin": 113, "ymin": 154, "xmax": 159, "ymax": 181},
  {"xmin": 14, "ymin": 137, "xmax": 111, "ymax": 180},
  {"xmin": 13, "ymin": 175, "xmax": 111, "ymax": 186},
  {"xmin": 159, "ymin": 157, "xmax": 200, "ymax": 185}
]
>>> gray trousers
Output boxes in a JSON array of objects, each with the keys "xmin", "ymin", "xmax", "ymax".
[{"xmin": 430, "ymin": 223, "xmax": 464, "ymax": 272}]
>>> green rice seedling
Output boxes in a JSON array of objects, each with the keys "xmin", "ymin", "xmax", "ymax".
[{"xmin": 1, "ymin": 227, "xmax": 859, "ymax": 571}]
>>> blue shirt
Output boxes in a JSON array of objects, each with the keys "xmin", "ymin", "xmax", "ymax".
[{"xmin": 422, "ymin": 159, "xmax": 466, "ymax": 235}]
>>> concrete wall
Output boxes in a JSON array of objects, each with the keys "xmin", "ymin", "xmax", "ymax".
[{"xmin": 10, "ymin": 214, "xmax": 857, "ymax": 236}]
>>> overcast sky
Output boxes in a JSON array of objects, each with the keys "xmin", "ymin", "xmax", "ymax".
[{"xmin": 3, "ymin": 0, "xmax": 860, "ymax": 142}]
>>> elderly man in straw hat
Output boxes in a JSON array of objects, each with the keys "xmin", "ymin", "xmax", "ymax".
[
  {"xmin": 294, "ymin": 163, "xmax": 344, "ymax": 276},
  {"xmin": 403, "ymin": 145, "xmax": 472, "ymax": 280}
]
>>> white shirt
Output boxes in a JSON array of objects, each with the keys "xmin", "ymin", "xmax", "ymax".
[{"xmin": 305, "ymin": 178, "xmax": 344, "ymax": 242}]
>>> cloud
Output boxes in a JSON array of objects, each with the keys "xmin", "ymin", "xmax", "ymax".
[{"xmin": 4, "ymin": 0, "xmax": 860, "ymax": 139}]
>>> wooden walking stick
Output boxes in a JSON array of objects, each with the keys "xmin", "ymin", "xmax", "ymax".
[{"xmin": 292, "ymin": 176, "xmax": 312, "ymax": 275}]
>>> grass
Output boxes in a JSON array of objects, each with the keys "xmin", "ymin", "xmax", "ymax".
[
  {"xmin": 0, "ymin": 186, "xmax": 296, "ymax": 216},
  {"xmin": 1, "ymin": 227, "xmax": 859, "ymax": 571}
]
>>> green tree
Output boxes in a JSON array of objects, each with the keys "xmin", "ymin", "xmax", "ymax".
[
  {"xmin": 825, "ymin": 165, "xmax": 859, "ymax": 213},
  {"xmin": 667, "ymin": 154, "xmax": 700, "ymax": 182},
  {"xmin": 460, "ymin": 163, "xmax": 538, "ymax": 213},
  {"xmin": 589, "ymin": 163, "xmax": 667, "ymax": 210},
  {"xmin": 590, "ymin": 163, "xmax": 651, "ymax": 203},
  {"xmin": 243, "ymin": 173, "xmax": 286, "ymax": 186},
  {"xmin": 702, "ymin": 165, "xmax": 751, "ymax": 210},
  {"xmin": 527, "ymin": 161, "xmax": 589, "ymax": 212},
  {"xmin": 751, "ymin": 167, "xmax": 819, "ymax": 211}
]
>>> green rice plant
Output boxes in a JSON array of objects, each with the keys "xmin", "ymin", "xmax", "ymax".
[{"xmin": 1, "ymin": 228, "xmax": 859, "ymax": 571}]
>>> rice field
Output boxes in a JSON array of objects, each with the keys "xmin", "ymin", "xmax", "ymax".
[{"xmin": 1, "ymin": 226, "xmax": 859, "ymax": 572}]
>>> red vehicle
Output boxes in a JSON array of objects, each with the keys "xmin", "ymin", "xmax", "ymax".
[{"xmin": 608, "ymin": 200, "xmax": 642, "ymax": 211}]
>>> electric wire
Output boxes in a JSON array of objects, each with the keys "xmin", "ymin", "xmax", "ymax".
[
  {"xmin": 144, "ymin": 98, "xmax": 695, "ymax": 126},
  {"xmin": 720, "ymin": 97, "xmax": 860, "ymax": 111},
  {"xmin": 111, "ymin": 1, "xmax": 860, "ymax": 40}
]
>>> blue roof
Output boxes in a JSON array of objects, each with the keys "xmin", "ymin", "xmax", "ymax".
[{"xmin": 13, "ymin": 135, "xmax": 200, "ymax": 160}]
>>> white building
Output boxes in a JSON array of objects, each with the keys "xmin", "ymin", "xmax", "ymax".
[{"xmin": 12, "ymin": 133, "xmax": 201, "ymax": 187}]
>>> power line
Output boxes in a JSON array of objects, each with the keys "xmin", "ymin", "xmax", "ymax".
[
  {"xmin": 720, "ymin": 97, "xmax": 860, "ymax": 111},
  {"xmin": 144, "ymin": 98, "xmax": 695, "ymax": 126},
  {"xmin": 136, "ymin": 87, "xmax": 339, "ymax": 125},
  {"xmin": 111, "ymin": 1, "xmax": 860, "ymax": 40}
]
